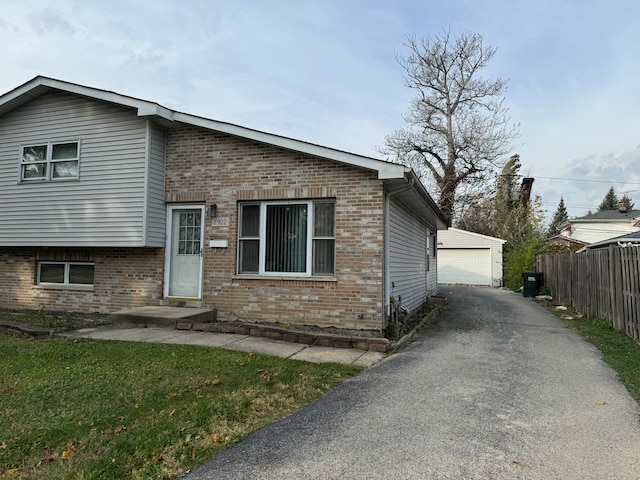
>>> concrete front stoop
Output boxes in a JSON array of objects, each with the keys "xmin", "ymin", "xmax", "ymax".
[{"xmin": 109, "ymin": 306, "xmax": 215, "ymax": 326}]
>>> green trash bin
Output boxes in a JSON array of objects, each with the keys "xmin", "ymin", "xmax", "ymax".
[{"xmin": 522, "ymin": 271, "xmax": 543, "ymax": 297}]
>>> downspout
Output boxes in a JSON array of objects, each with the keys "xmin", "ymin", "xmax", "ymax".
[{"xmin": 384, "ymin": 177, "xmax": 415, "ymax": 323}]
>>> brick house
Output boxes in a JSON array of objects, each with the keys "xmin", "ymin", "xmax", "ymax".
[{"xmin": 0, "ymin": 76, "xmax": 446, "ymax": 332}]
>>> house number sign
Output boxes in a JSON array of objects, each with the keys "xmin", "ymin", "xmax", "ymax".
[{"xmin": 212, "ymin": 217, "xmax": 229, "ymax": 227}]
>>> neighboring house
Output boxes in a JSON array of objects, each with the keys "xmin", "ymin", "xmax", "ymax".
[
  {"xmin": 0, "ymin": 76, "xmax": 447, "ymax": 332},
  {"xmin": 545, "ymin": 235, "xmax": 586, "ymax": 254},
  {"xmin": 436, "ymin": 228, "xmax": 506, "ymax": 287},
  {"xmin": 579, "ymin": 230, "xmax": 640, "ymax": 251},
  {"xmin": 559, "ymin": 204, "xmax": 640, "ymax": 245}
]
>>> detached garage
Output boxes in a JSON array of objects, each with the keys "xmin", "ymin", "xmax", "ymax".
[{"xmin": 437, "ymin": 228, "xmax": 506, "ymax": 287}]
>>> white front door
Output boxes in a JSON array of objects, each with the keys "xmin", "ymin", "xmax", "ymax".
[{"xmin": 166, "ymin": 206, "xmax": 204, "ymax": 298}]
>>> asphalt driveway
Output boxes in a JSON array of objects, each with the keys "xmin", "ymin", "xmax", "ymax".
[{"xmin": 183, "ymin": 286, "xmax": 640, "ymax": 479}]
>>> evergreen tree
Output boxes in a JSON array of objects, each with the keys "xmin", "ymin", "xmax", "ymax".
[
  {"xmin": 455, "ymin": 153, "xmax": 545, "ymax": 290},
  {"xmin": 597, "ymin": 186, "xmax": 619, "ymax": 211},
  {"xmin": 493, "ymin": 155, "xmax": 525, "ymax": 243},
  {"xmin": 547, "ymin": 197, "xmax": 569, "ymax": 236},
  {"xmin": 621, "ymin": 193, "xmax": 635, "ymax": 210},
  {"xmin": 490, "ymin": 155, "xmax": 545, "ymax": 290}
]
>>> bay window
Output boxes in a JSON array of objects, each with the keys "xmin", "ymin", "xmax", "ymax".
[{"xmin": 238, "ymin": 200, "xmax": 335, "ymax": 276}]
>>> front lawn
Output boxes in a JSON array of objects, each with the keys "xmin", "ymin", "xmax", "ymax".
[{"xmin": 0, "ymin": 335, "xmax": 362, "ymax": 479}]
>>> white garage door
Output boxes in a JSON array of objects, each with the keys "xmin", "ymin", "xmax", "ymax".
[{"xmin": 438, "ymin": 249, "xmax": 491, "ymax": 285}]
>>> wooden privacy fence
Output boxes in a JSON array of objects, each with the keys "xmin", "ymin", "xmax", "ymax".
[{"xmin": 536, "ymin": 246, "xmax": 640, "ymax": 341}]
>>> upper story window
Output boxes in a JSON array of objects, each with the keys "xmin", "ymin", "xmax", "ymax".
[
  {"xmin": 238, "ymin": 200, "xmax": 335, "ymax": 277},
  {"xmin": 20, "ymin": 141, "xmax": 80, "ymax": 181}
]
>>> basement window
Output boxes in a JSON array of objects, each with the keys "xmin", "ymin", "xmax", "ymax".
[{"xmin": 37, "ymin": 262, "xmax": 94, "ymax": 287}]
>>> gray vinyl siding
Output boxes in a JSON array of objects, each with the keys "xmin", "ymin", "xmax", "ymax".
[
  {"xmin": 0, "ymin": 91, "xmax": 164, "ymax": 247},
  {"xmin": 145, "ymin": 122, "xmax": 166, "ymax": 245},
  {"xmin": 388, "ymin": 196, "xmax": 434, "ymax": 313}
]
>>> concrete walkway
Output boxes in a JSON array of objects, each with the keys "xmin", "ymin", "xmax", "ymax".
[{"xmin": 61, "ymin": 325, "xmax": 385, "ymax": 367}]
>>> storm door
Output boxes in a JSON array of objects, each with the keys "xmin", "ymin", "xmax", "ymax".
[{"xmin": 166, "ymin": 207, "xmax": 204, "ymax": 298}]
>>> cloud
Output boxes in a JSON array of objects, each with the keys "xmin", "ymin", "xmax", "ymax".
[
  {"xmin": 126, "ymin": 49, "xmax": 164, "ymax": 66},
  {"xmin": 534, "ymin": 147, "xmax": 640, "ymax": 219},
  {"xmin": 1, "ymin": 0, "xmax": 640, "ymax": 222},
  {"xmin": 27, "ymin": 9, "xmax": 77, "ymax": 35},
  {"xmin": 567, "ymin": 148, "xmax": 640, "ymax": 193}
]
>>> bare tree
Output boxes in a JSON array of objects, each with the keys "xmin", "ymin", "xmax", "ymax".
[{"xmin": 382, "ymin": 30, "xmax": 519, "ymax": 226}]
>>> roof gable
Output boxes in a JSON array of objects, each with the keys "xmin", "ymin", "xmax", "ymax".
[
  {"xmin": 0, "ymin": 76, "xmax": 448, "ymax": 230},
  {"xmin": 547, "ymin": 234, "xmax": 586, "ymax": 246},
  {"xmin": 444, "ymin": 227, "xmax": 506, "ymax": 244},
  {"xmin": 0, "ymin": 75, "xmax": 405, "ymax": 180}
]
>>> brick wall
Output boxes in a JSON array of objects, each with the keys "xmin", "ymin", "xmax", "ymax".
[
  {"xmin": 166, "ymin": 125, "xmax": 386, "ymax": 330},
  {"xmin": 0, "ymin": 248, "xmax": 164, "ymax": 314},
  {"xmin": 0, "ymin": 125, "xmax": 388, "ymax": 331}
]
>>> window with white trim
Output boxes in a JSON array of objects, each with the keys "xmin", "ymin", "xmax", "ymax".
[
  {"xmin": 238, "ymin": 200, "xmax": 335, "ymax": 276},
  {"xmin": 37, "ymin": 262, "xmax": 94, "ymax": 287},
  {"xmin": 20, "ymin": 141, "xmax": 80, "ymax": 181}
]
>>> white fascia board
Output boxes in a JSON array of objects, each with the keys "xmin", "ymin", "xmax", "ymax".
[
  {"xmin": 0, "ymin": 81, "xmax": 35, "ymax": 105},
  {"xmin": 2, "ymin": 76, "xmax": 403, "ymax": 177},
  {"xmin": 173, "ymin": 112, "xmax": 406, "ymax": 179},
  {"xmin": 378, "ymin": 163, "xmax": 410, "ymax": 179},
  {"xmin": 135, "ymin": 103, "xmax": 174, "ymax": 120},
  {"xmin": 571, "ymin": 219, "xmax": 634, "ymax": 224},
  {"xmin": 6, "ymin": 77, "xmax": 176, "ymax": 122},
  {"xmin": 447, "ymin": 227, "xmax": 507, "ymax": 244}
]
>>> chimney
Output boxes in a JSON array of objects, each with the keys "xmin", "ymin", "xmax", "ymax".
[
  {"xmin": 619, "ymin": 201, "xmax": 628, "ymax": 213},
  {"xmin": 520, "ymin": 177, "xmax": 534, "ymax": 208}
]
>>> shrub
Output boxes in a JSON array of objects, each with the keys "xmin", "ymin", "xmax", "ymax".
[{"xmin": 503, "ymin": 239, "xmax": 543, "ymax": 290}]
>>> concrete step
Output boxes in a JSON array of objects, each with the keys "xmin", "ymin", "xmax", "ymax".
[
  {"xmin": 109, "ymin": 306, "xmax": 215, "ymax": 326},
  {"xmin": 0, "ymin": 320, "xmax": 54, "ymax": 338}
]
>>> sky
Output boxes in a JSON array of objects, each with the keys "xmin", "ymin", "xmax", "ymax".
[{"xmin": 1, "ymin": 0, "xmax": 640, "ymax": 222}]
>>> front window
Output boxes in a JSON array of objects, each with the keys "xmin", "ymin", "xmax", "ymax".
[
  {"xmin": 20, "ymin": 141, "xmax": 80, "ymax": 181},
  {"xmin": 238, "ymin": 200, "xmax": 335, "ymax": 276},
  {"xmin": 38, "ymin": 262, "xmax": 94, "ymax": 287}
]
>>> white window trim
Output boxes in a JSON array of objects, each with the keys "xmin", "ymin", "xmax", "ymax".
[
  {"xmin": 19, "ymin": 140, "xmax": 81, "ymax": 182},
  {"xmin": 163, "ymin": 204, "xmax": 205, "ymax": 299},
  {"xmin": 37, "ymin": 261, "xmax": 94, "ymax": 290},
  {"xmin": 238, "ymin": 200, "xmax": 335, "ymax": 277}
]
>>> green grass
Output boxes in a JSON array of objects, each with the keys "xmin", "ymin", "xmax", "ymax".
[{"xmin": 0, "ymin": 335, "xmax": 362, "ymax": 479}]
